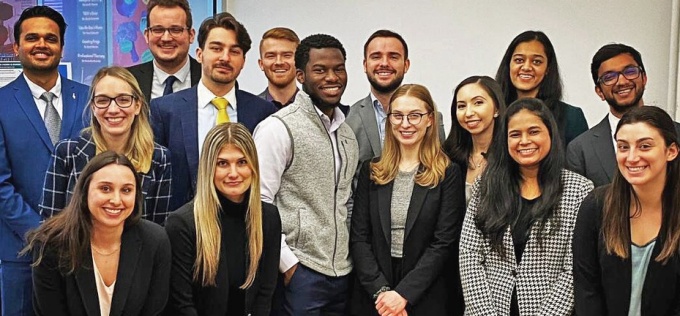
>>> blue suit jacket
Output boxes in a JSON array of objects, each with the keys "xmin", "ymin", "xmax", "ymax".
[
  {"xmin": 0, "ymin": 75, "xmax": 89, "ymax": 262},
  {"xmin": 150, "ymin": 85, "xmax": 276, "ymax": 211}
]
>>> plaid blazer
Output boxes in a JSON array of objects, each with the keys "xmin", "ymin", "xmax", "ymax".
[
  {"xmin": 460, "ymin": 170, "xmax": 593, "ymax": 315},
  {"xmin": 39, "ymin": 133, "xmax": 172, "ymax": 225}
]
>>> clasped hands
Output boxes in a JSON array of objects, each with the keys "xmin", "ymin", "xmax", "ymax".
[{"xmin": 375, "ymin": 291, "xmax": 408, "ymax": 316}]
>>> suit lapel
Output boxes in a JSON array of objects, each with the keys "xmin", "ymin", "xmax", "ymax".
[
  {"xmin": 14, "ymin": 77, "xmax": 53, "ymax": 150},
  {"xmin": 189, "ymin": 57, "xmax": 202, "ymax": 86},
  {"xmin": 74, "ymin": 251, "xmax": 101, "ymax": 316},
  {"xmin": 60, "ymin": 79, "xmax": 82, "ymax": 140},
  {"xmin": 590, "ymin": 118, "xmax": 616, "ymax": 182},
  {"xmin": 181, "ymin": 89, "xmax": 200, "ymax": 190},
  {"xmin": 109, "ymin": 226, "xmax": 142, "ymax": 316},
  {"xmin": 376, "ymin": 182, "xmax": 393, "ymax": 245},
  {"xmin": 404, "ymin": 184, "xmax": 428, "ymax": 240},
  {"xmin": 235, "ymin": 89, "xmax": 252, "ymax": 130},
  {"xmin": 359, "ymin": 96, "xmax": 382, "ymax": 158},
  {"xmin": 139, "ymin": 62, "xmax": 154, "ymax": 105}
]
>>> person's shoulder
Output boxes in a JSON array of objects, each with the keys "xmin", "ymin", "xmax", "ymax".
[
  {"xmin": 166, "ymin": 201, "xmax": 195, "ymax": 225},
  {"xmin": 126, "ymin": 60, "xmax": 152, "ymax": 73},
  {"xmin": 152, "ymin": 142, "xmax": 170, "ymax": 158},
  {"xmin": 237, "ymin": 89, "xmax": 276, "ymax": 110},
  {"xmin": 133, "ymin": 219, "xmax": 168, "ymax": 241},
  {"xmin": 562, "ymin": 169, "xmax": 593, "ymax": 186}
]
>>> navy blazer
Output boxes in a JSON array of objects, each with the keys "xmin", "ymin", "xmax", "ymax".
[
  {"xmin": 0, "ymin": 75, "xmax": 88, "ymax": 262},
  {"xmin": 126, "ymin": 57, "xmax": 202, "ymax": 105},
  {"xmin": 150, "ymin": 85, "xmax": 276, "ymax": 210},
  {"xmin": 32, "ymin": 220, "xmax": 171, "ymax": 316}
]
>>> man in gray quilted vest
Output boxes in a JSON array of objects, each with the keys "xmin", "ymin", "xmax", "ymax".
[{"xmin": 254, "ymin": 33, "xmax": 359, "ymax": 315}]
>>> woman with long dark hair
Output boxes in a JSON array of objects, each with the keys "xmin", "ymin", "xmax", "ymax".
[
  {"xmin": 460, "ymin": 98, "xmax": 593, "ymax": 315},
  {"xmin": 25, "ymin": 151, "xmax": 171, "ymax": 316},
  {"xmin": 350, "ymin": 84, "xmax": 465, "ymax": 315},
  {"xmin": 573, "ymin": 106, "xmax": 680, "ymax": 315},
  {"xmin": 495, "ymin": 31, "xmax": 588, "ymax": 146},
  {"xmin": 444, "ymin": 75, "xmax": 506, "ymax": 203},
  {"xmin": 165, "ymin": 123, "xmax": 281, "ymax": 315}
]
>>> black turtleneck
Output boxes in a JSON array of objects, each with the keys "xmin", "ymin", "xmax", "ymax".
[{"xmin": 217, "ymin": 193, "xmax": 247, "ymax": 315}]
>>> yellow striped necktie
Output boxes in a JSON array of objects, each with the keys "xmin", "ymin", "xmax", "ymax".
[{"xmin": 211, "ymin": 97, "xmax": 230, "ymax": 124}]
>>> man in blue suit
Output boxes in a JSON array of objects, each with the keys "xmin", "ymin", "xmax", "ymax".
[
  {"xmin": 151, "ymin": 12, "xmax": 276, "ymax": 211},
  {"xmin": 0, "ymin": 6, "xmax": 89, "ymax": 315}
]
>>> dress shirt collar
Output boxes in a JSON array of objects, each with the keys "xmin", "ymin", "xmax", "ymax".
[
  {"xmin": 197, "ymin": 80, "xmax": 237, "ymax": 110},
  {"xmin": 25, "ymin": 73, "xmax": 62, "ymax": 100},
  {"xmin": 312, "ymin": 100, "xmax": 345, "ymax": 133},
  {"xmin": 153, "ymin": 57, "xmax": 191, "ymax": 84}
]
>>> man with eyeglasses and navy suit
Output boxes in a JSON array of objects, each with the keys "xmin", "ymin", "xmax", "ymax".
[{"xmin": 127, "ymin": 0, "xmax": 201, "ymax": 104}]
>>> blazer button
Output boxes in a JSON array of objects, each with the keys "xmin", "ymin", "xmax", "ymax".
[{"xmin": 511, "ymin": 269, "xmax": 517, "ymax": 277}]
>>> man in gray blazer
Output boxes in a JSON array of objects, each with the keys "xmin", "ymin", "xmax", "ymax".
[
  {"xmin": 567, "ymin": 44, "xmax": 679, "ymax": 187},
  {"xmin": 346, "ymin": 30, "xmax": 445, "ymax": 174}
]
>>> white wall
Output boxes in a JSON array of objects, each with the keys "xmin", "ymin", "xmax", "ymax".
[{"xmin": 224, "ymin": 0, "xmax": 673, "ymax": 132}]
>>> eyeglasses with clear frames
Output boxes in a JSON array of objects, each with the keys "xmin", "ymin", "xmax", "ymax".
[
  {"xmin": 388, "ymin": 112, "xmax": 430, "ymax": 125},
  {"xmin": 92, "ymin": 94, "xmax": 136, "ymax": 109},
  {"xmin": 147, "ymin": 26, "xmax": 189, "ymax": 37},
  {"xmin": 598, "ymin": 66, "xmax": 643, "ymax": 86}
]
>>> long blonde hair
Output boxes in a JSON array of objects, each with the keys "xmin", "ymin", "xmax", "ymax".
[
  {"xmin": 193, "ymin": 123, "xmax": 263, "ymax": 288},
  {"xmin": 85, "ymin": 66, "xmax": 155, "ymax": 173},
  {"xmin": 371, "ymin": 84, "xmax": 449, "ymax": 187}
]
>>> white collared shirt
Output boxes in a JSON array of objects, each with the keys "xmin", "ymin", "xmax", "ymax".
[
  {"xmin": 196, "ymin": 80, "xmax": 237, "ymax": 154},
  {"xmin": 25, "ymin": 73, "xmax": 63, "ymax": 119},
  {"xmin": 370, "ymin": 93, "xmax": 388, "ymax": 147},
  {"xmin": 608, "ymin": 113, "xmax": 621, "ymax": 151},
  {"xmin": 150, "ymin": 57, "xmax": 192, "ymax": 100}
]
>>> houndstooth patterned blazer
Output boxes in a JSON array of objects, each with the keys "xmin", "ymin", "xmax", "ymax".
[{"xmin": 460, "ymin": 169, "xmax": 593, "ymax": 315}]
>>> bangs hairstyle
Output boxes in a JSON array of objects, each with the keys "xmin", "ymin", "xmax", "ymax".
[
  {"xmin": 197, "ymin": 12, "xmax": 251, "ymax": 53},
  {"xmin": 495, "ymin": 31, "xmax": 566, "ymax": 129},
  {"xmin": 259, "ymin": 27, "xmax": 300, "ymax": 52},
  {"xmin": 23, "ymin": 151, "xmax": 142, "ymax": 273},
  {"xmin": 443, "ymin": 75, "xmax": 507, "ymax": 166},
  {"xmin": 84, "ymin": 66, "xmax": 155, "ymax": 173},
  {"xmin": 604, "ymin": 106, "xmax": 680, "ymax": 263},
  {"xmin": 371, "ymin": 84, "xmax": 449, "ymax": 187},
  {"xmin": 193, "ymin": 123, "xmax": 263, "ymax": 288},
  {"xmin": 476, "ymin": 98, "xmax": 564, "ymax": 257}
]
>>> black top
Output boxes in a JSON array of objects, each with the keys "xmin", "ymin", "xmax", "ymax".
[
  {"xmin": 511, "ymin": 197, "xmax": 537, "ymax": 316},
  {"xmin": 218, "ymin": 194, "xmax": 247, "ymax": 315}
]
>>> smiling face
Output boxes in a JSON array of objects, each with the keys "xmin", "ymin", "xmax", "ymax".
[
  {"xmin": 509, "ymin": 40, "xmax": 547, "ymax": 98},
  {"xmin": 258, "ymin": 38, "xmax": 297, "ymax": 88},
  {"xmin": 616, "ymin": 122, "xmax": 677, "ymax": 189},
  {"xmin": 144, "ymin": 5, "xmax": 195, "ymax": 71},
  {"xmin": 596, "ymin": 53, "xmax": 647, "ymax": 117},
  {"xmin": 297, "ymin": 47, "xmax": 347, "ymax": 109},
  {"xmin": 213, "ymin": 144, "xmax": 253, "ymax": 203},
  {"xmin": 390, "ymin": 95, "xmax": 433, "ymax": 151},
  {"xmin": 13, "ymin": 17, "xmax": 62, "ymax": 74},
  {"xmin": 455, "ymin": 83, "xmax": 497, "ymax": 137},
  {"xmin": 197, "ymin": 27, "xmax": 245, "ymax": 93},
  {"xmin": 363, "ymin": 36, "xmax": 410, "ymax": 94},
  {"xmin": 87, "ymin": 164, "xmax": 136, "ymax": 231},
  {"xmin": 92, "ymin": 75, "xmax": 141, "ymax": 141},
  {"xmin": 507, "ymin": 109, "xmax": 551, "ymax": 173}
]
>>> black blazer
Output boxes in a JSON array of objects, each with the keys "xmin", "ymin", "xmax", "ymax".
[
  {"xmin": 126, "ymin": 56, "xmax": 202, "ymax": 105},
  {"xmin": 164, "ymin": 201, "xmax": 281, "ymax": 316},
  {"xmin": 350, "ymin": 160, "xmax": 465, "ymax": 315},
  {"xmin": 32, "ymin": 220, "xmax": 171, "ymax": 316},
  {"xmin": 573, "ymin": 186, "xmax": 680, "ymax": 315}
]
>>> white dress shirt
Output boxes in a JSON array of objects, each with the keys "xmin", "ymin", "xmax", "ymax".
[
  {"xmin": 150, "ymin": 58, "xmax": 192, "ymax": 100},
  {"xmin": 25, "ymin": 73, "xmax": 63, "ymax": 119},
  {"xmin": 196, "ymin": 80, "xmax": 237, "ymax": 154}
]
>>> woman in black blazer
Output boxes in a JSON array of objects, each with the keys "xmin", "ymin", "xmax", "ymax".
[
  {"xmin": 573, "ymin": 106, "xmax": 680, "ymax": 315},
  {"xmin": 350, "ymin": 84, "xmax": 466, "ymax": 315},
  {"xmin": 25, "ymin": 151, "xmax": 171, "ymax": 316},
  {"xmin": 165, "ymin": 123, "xmax": 281, "ymax": 316}
]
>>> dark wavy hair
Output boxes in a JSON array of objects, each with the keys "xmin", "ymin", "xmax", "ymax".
[
  {"xmin": 590, "ymin": 43, "xmax": 645, "ymax": 85},
  {"xmin": 295, "ymin": 33, "xmax": 346, "ymax": 71},
  {"xmin": 444, "ymin": 75, "xmax": 506, "ymax": 167},
  {"xmin": 495, "ymin": 31, "xmax": 565, "ymax": 130},
  {"xmin": 363, "ymin": 29, "xmax": 408, "ymax": 59},
  {"xmin": 14, "ymin": 6, "xmax": 67, "ymax": 47},
  {"xmin": 475, "ymin": 98, "xmax": 565, "ymax": 257},
  {"xmin": 604, "ymin": 106, "xmax": 680, "ymax": 263},
  {"xmin": 197, "ymin": 12, "xmax": 251, "ymax": 53},
  {"xmin": 23, "ymin": 151, "xmax": 143, "ymax": 273}
]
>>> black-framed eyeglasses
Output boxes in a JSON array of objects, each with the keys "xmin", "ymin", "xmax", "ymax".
[
  {"xmin": 388, "ymin": 112, "xmax": 430, "ymax": 125},
  {"xmin": 598, "ymin": 66, "xmax": 643, "ymax": 86},
  {"xmin": 92, "ymin": 94, "xmax": 136, "ymax": 109},
  {"xmin": 147, "ymin": 26, "xmax": 189, "ymax": 37}
]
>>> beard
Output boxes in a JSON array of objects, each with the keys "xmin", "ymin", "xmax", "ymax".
[
  {"xmin": 367, "ymin": 72, "xmax": 404, "ymax": 94},
  {"xmin": 605, "ymin": 86, "xmax": 645, "ymax": 115}
]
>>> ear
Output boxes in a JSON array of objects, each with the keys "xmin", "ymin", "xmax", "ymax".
[
  {"xmin": 188, "ymin": 28, "xmax": 196, "ymax": 44},
  {"xmin": 403, "ymin": 58, "xmax": 410, "ymax": 74},
  {"xmin": 363, "ymin": 59, "xmax": 367, "ymax": 74},
  {"xmin": 667, "ymin": 142, "xmax": 678, "ymax": 162},
  {"xmin": 494, "ymin": 112, "xmax": 499, "ymax": 118},
  {"xmin": 595, "ymin": 85, "xmax": 605, "ymax": 101},
  {"xmin": 258, "ymin": 58, "xmax": 264, "ymax": 71},
  {"xmin": 296, "ymin": 69, "xmax": 305, "ymax": 84},
  {"xmin": 13, "ymin": 42, "xmax": 18, "ymax": 56},
  {"xmin": 134, "ymin": 99, "xmax": 142, "ymax": 116},
  {"xmin": 196, "ymin": 47, "xmax": 203, "ymax": 63},
  {"xmin": 143, "ymin": 29, "xmax": 150, "ymax": 44}
]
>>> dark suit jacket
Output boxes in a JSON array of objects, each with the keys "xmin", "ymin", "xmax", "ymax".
[
  {"xmin": 126, "ymin": 57, "xmax": 202, "ymax": 105},
  {"xmin": 32, "ymin": 220, "xmax": 172, "ymax": 316},
  {"xmin": 573, "ymin": 186, "xmax": 680, "ymax": 316},
  {"xmin": 567, "ymin": 114, "xmax": 680, "ymax": 187},
  {"xmin": 150, "ymin": 86, "xmax": 277, "ymax": 210},
  {"xmin": 0, "ymin": 75, "xmax": 88, "ymax": 262},
  {"xmin": 350, "ymin": 160, "xmax": 465, "ymax": 315},
  {"xmin": 558, "ymin": 100, "xmax": 589, "ymax": 147},
  {"xmin": 164, "ymin": 201, "xmax": 281, "ymax": 316}
]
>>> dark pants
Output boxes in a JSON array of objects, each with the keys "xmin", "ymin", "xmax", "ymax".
[
  {"xmin": 273, "ymin": 264, "xmax": 349, "ymax": 316},
  {"xmin": 0, "ymin": 261, "xmax": 34, "ymax": 316}
]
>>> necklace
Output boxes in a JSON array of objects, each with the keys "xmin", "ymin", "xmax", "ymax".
[
  {"xmin": 468, "ymin": 153, "xmax": 486, "ymax": 170},
  {"xmin": 91, "ymin": 244, "xmax": 121, "ymax": 256}
]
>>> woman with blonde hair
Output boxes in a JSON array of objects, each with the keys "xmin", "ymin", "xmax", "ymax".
[
  {"xmin": 350, "ymin": 84, "xmax": 465, "ymax": 315},
  {"xmin": 40, "ymin": 66, "xmax": 172, "ymax": 225},
  {"xmin": 165, "ymin": 123, "xmax": 281, "ymax": 315}
]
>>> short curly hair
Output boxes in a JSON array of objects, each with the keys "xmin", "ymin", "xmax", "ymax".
[{"xmin": 295, "ymin": 34, "xmax": 346, "ymax": 71}]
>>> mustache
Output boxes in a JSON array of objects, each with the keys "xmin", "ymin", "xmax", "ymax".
[
  {"xmin": 214, "ymin": 62, "xmax": 233, "ymax": 71},
  {"xmin": 30, "ymin": 48, "xmax": 53, "ymax": 55}
]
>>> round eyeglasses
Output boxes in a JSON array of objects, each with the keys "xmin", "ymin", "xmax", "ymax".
[
  {"xmin": 92, "ymin": 94, "xmax": 136, "ymax": 109},
  {"xmin": 388, "ymin": 112, "xmax": 430, "ymax": 125},
  {"xmin": 598, "ymin": 66, "xmax": 643, "ymax": 86},
  {"xmin": 147, "ymin": 26, "xmax": 189, "ymax": 37}
]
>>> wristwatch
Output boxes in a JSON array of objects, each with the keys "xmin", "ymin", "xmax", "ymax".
[{"xmin": 373, "ymin": 286, "xmax": 391, "ymax": 300}]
